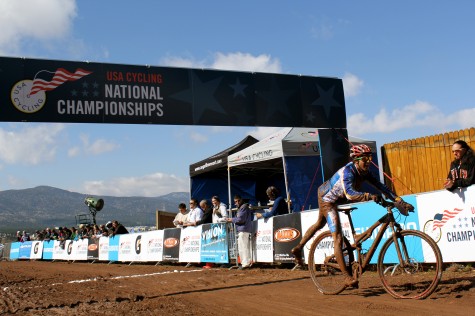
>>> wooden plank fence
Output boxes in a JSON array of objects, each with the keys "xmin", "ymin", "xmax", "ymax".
[{"xmin": 381, "ymin": 127, "xmax": 475, "ymax": 195}]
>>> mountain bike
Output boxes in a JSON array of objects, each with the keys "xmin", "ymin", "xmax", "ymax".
[{"xmin": 307, "ymin": 200, "xmax": 443, "ymax": 299}]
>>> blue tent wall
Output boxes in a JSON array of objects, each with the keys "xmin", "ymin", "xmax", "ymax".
[{"xmin": 285, "ymin": 156, "xmax": 323, "ymax": 212}]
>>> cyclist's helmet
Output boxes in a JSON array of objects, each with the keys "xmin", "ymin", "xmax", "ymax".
[{"xmin": 350, "ymin": 144, "xmax": 372, "ymax": 159}]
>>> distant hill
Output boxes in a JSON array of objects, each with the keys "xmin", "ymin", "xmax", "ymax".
[{"xmin": 0, "ymin": 186, "xmax": 189, "ymax": 233}]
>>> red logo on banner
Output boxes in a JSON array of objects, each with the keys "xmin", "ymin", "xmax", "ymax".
[
  {"xmin": 274, "ymin": 228, "xmax": 300, "ymax": 242},
  {"xmin": 88, "ymin": 244, "xmax": 98, "ymax": 251},
  {"xmin": 164, "ymin": 238, "xmax": 179, "ymax": 248}
]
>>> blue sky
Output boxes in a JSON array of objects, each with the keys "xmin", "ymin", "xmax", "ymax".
[{"xmin": 0, "ymin": 0, "xmax": 474, "ymax": 197}]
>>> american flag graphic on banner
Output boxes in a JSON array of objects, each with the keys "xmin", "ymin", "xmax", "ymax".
[
  {"xmin": 29, "ymin": 68, "xmax": 93, "ymax": 95},
  {"xmin": 432, "ymin": 208, "xmax": 463, "ymax": 229}
]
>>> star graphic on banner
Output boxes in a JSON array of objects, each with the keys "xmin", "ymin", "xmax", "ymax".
[
  {"xmin": 306, "ymin": 111, "xmax": 316, "ymax": 122},
  {"xmin": 192, "ymin": 73, "xmax": 226, "ymax": 121},
  {"xmin": 311, "ymin": 84, "xmax": 342, "ymax": 118},
  {"xmin": 71, "ymin": 89, "xmax": 78, "ymax": 97},
  {"xmin": 229, "ymin": 78, "xmax": 247, "ymax": 97},
  {"xmin": 82, "ymin": 81, "xmax": 89, "ymax": 89},
  {"xmin": 258, "ymin": 77, "xmax": 295, "ymax": 120}
]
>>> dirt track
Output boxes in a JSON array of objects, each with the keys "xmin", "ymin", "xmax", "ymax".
[{"xmin": 0, "ymin": 261, "xmax": 473, "ymax": 315}]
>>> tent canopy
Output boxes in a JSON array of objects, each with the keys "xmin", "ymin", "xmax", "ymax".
[
  {"xmin": 227, "ymin": 128, "xmax": 378, "ymax": 211},
  {"xmin": 189, "ymin": 135, "xmax": 258, "ymax": 204}
]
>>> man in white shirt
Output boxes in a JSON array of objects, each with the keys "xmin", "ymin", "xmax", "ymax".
[
  {"xmin": 184, "ymin": 198, "xmax": 203, "ymax": 226},
  {"xmin": 173, "ymin": 203, "xmax": 189, "ymax": 228}
]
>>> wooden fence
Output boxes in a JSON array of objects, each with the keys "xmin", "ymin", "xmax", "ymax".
[{"xmin": 381, "ymin": 127, "xmax": 475, "ymax": 196}]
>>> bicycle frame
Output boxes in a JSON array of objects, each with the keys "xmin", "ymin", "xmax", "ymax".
[{"xmin": 343, "ymin": 205, "xmax": 402, "ymax": 274}]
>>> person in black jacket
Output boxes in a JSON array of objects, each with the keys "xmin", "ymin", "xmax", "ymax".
[
  {"xmin": 444, "ymin": 140, "xmax": 475, "ymax": 191},
  {"xmin": 110, "ymin": 220, "xmax": 129, "ymax": 236}
]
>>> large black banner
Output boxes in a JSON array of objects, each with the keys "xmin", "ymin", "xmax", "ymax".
[{"xmin": 0, "ymin": 56, "xmax": 346, "ymax": 128}]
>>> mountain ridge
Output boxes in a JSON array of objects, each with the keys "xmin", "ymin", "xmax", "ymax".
[{"xmin": 0, "ymin": 185, "xmax": 189, "ymax": 232}]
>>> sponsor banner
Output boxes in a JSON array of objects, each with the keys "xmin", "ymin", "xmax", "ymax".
[
  {"xmin": 87, "ymin": 239, "xmax": 99, "ymax": 260},
  {"xmin": 141, "ymin": 230, "xmax": 164, "ymax": 262},
  {"xmin": 273, "ymin": 213, "xmax": 302, "ymax": 262},
  {"xmin": 162, "ymin": 228, "xmax": 181, "ymax": 262},
  {"xmin": 200, "ymin": 223, "xmax": 229, "ymax": 263},
  {"xmin": 98, "ymin": 236, "xmax": 110, "ymax": 261},
  {"xmin": 30, "ymin": 241, "xmax": 43, "ymax": 259},
  {"xmin": 9, "ymin": 242, "xmax": 20, "ymax": 260},
  {"xmin": 300, "ymin": 210, "xmax": 323, "ymax": 264},
  {"xmin": 75, "ymin": 238, "xmax": 89, "ymax": 261},
  {"xmin": 118, "ymin": 233, "xmax": 144, "ymax": 262},
  {"xmin": 254, "ymin": 217, "xmax": 274, "ymax": 263},
  {"xmin": 108, "ymin": 236, "xmax": 120, "ymax": 262},
  {"xmin": 179, "ymin": 226, "xmax": 202, "ymax": 263},
  {"xmin": 18, "ymin": 241, "xmax": 32, "ymax": 259},
  {"xmin": 42, "ymin": 240, "xmax": 54, "ymax": 260},
  {"xmin": 417, "ymin": 187, "xmax": 475, "ymax": 262},
  {"xmin": 0, "ymin": 56, "xmax": 346, "ymax": 128},
  {"xmin": 52, "ymin": 240, "xmax": 67, "ymax": 260}
]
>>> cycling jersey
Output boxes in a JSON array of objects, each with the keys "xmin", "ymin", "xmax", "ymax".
[{"xmin": 320, "ymin": 162, "xmax": 397, "ymax": 204}]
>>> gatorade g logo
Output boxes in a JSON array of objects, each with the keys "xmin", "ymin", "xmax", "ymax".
[
  {"xmin": 164, "ymin": 238, "xmax": 179, "ymax": 248},
  {"xmin": 34, "ymin": 242, "xmax": 39, "ymax": 254},
  {"xmin": 67, "ymin": 241, "xmax": 73, "ymax": 255},
  {"xmin": 135, "ymin": 235, "xmax": 142, "ymax": 254},
  {"xmin": 274, "ymin": 228, "xmax": 300, "ymax": 242}
]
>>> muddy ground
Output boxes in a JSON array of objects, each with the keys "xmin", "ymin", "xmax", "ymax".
[{"xmin": 0, "ymin": 260, "xmax": 473, "ymax": 315}]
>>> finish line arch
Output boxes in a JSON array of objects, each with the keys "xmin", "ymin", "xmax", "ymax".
[{"xmin": 0, "ymin": 56, "xmax": 349, "ymax": 177}]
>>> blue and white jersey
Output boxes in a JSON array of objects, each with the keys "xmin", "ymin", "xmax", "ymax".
[{"xmin": 320, "ymin": 162, "xmax": 397, "ymax": 204}]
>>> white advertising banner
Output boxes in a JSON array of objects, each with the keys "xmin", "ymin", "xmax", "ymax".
[
  {"xmin": 118, "ymin": 233, "xmax": 143, "ymax": 262},
  {"xmin": 179, "ymin": 226, "xmax": 202, "ymax": 263},
  {"xmin": 141, "ymin": 230, "xmax": 164, "ymax": 262},
  {"xmin": 254, "ymin": 217, "xmax": 274, "ymax": 263},
  {"xmin": 29, "ymin": 241, "xmax": 43, "ymax": 259},
  {"xmin": 74, "ymin": 238, "xmax": 89, "ymax": 261},
  {"xmin": 417, "ymin": 186, "xmax": 475, "ymax": 262},
  {"xmin": 98, "ymin": 236, "xmax": 109, "ymax": 261}
]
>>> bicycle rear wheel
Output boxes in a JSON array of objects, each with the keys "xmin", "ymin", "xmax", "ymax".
[
  {"xmin": 377, "ymin": 230, "xmax": 443, "ymax": 299},
  {"xmin": 308, "ymin": 231, "xmax": 347, "ymax": 295}
]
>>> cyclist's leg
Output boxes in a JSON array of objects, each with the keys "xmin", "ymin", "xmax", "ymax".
[
  {"xmin": 327, "ymin": 208, "xmax": 357, "ymax": 287},
  {"xmin": 291, "ymin": 211, "xmax": 327, "ymax": 264},
  {"xmin": 292, "ymin": 183, "xmax": 328, "ymax": 264}
]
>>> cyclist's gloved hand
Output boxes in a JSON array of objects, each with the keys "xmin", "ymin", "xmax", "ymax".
[
  {"xmin": 395, "ymin": 198, "xmax": 414, "ymax": 216},
  {"xmin": 370, "ymin": 194, "xmax": 382, "ymax": 204}
]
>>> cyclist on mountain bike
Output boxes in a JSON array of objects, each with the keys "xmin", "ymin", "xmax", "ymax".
[{"xmin": 291, "ymin": 144, "xmax": 413, "ymax": 287}]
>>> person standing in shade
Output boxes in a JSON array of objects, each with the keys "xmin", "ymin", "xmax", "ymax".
[
  {"xmin": 255, "ymin": 186, "xmax": 288, "ymax": 219},
  {"xmin": 226, "ymin": 195, "xmax": 253, "ymax": 269},
  {"xmin": 444, "ymin": 140, "xmax": 475, "ymax": 191}
]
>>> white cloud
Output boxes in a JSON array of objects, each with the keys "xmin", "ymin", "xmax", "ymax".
[
  {"xmin": 348, "ymin": 101, "xmax": 475, "ymax": 136},
  {"xmin": 0, "ymin": 0, "xmax": 77, "ymax": 54},
  {"xmin": 190, "ymin": 131, "xmax": 208, "ymax": 143},
  {"xmin": 161, "ymin": 52, "xmax": 282, "ymax": 73},
  {"xmin": 342, "ymin": 72, "xmax": 364, "ymax": 97},
  {"xmin": 211, "ymin": 52, "xmax": 282, "ymax": 73},
  {"xmin": 69, "ymin": 134, "xmax": 120, "ymax": 156},
  {"xmin": 0, "ymin": 123, "xmax": 65, "ymax": 165},
  {"xmin": 81, "ymin": 172, "xmax": 189, "ymax": 197}
]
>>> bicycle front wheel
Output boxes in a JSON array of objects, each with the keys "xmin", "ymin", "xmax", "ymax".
[
  {"xmin": 308, "ymin": 231, "xmax": 347, "ymax": 295},
  {"xmin": 377, "ymin": 230, "xmax": 443, "ymax": 299}
]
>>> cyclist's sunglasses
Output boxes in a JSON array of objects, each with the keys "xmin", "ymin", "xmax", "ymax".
[{"xmin": 355, "ymin": 155, "xmax": 372, "ymax": 162}]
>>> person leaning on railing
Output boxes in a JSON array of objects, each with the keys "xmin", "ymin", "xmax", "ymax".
[{"xmin": 444, "ymin": 140, "xmax": 475, "ymax": 191}]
